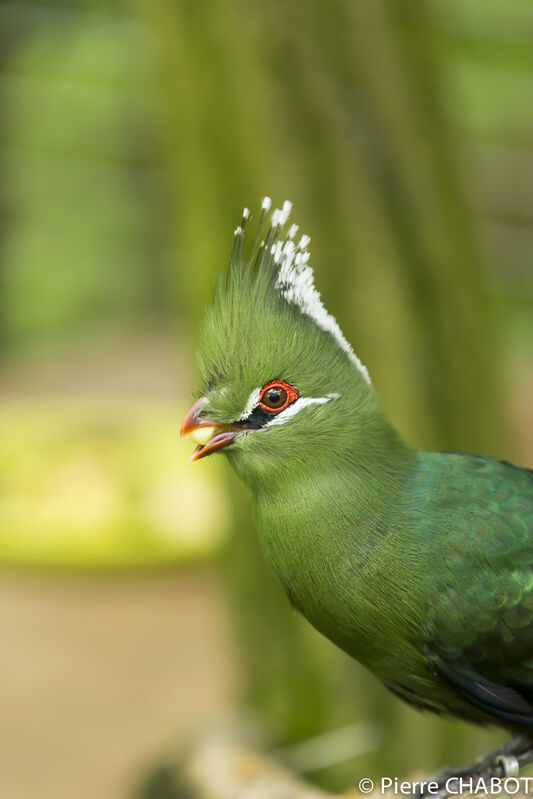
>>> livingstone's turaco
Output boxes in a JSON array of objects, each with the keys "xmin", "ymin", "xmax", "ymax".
[{"xmin": 181, "ymin": 199, "xmax": 533, "ymax": 795}]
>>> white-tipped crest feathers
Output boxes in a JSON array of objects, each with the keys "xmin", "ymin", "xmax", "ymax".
[{"xmin": 234, "ymin": 199, "xmax": 371, "ymax": 384}]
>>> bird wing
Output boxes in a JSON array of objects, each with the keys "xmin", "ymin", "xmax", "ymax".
[
  {"xmin": 416, "ymin": 452, "xmax": 533, "ymax": 726},
  {"xmin": 428, "ymin": 653, "xmax": 533, "ymax": 726}
]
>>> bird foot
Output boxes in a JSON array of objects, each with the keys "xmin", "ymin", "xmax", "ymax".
[{"xmin": 415, "ymin": 737, "xmax": 533, "ymax": 799}]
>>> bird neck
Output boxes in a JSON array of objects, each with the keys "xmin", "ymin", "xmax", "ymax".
[
  {"xmin": 239, "ymin": 421, "xmax": 418, "ymax": 665},
  {"xmin": 246, "ymin": 418, "xmax": 415, "ymax": 566}
]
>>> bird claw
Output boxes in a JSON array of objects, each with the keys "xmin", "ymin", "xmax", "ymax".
[
  {"xmin": 493, "ymin": 754, "xmax": 520, "ymax": 778},
  {"xmin": 415, "ymin": 744, "xmax": 531, "ymax": 799}
]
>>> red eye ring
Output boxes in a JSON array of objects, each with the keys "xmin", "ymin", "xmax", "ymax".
[{"xmin": 258, "ymin": 380, "xmax": 299, "ymax": 413}]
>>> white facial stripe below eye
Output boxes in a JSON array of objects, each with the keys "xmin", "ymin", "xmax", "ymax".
[{"xmin": 265, "ymin": 393, "xmax": 339, "ymax": 427}]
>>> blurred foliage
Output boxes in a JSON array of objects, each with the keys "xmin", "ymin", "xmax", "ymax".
[
  {"xmin": 0, "ymin": 401, "xmax": 230, "ymax": 568},
  {"xmin": 1, "ymin": 0, "xmax": 532, "ymax": 447},
  {"xmin": 0, "ymin": 0, "xmax": 531, "ymax": 795},
  {"xmin": 0, "ymin": 2, "xmax": 172, "ymax": 352}
]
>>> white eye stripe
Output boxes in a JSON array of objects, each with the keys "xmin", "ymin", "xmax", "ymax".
[
  {"xmin": 239, "ymin": 388, "xmax": 339, "ymax": 424},
  {"xmin": 265, "ymin": 393, "xmax": 339, "ymax": 427}
]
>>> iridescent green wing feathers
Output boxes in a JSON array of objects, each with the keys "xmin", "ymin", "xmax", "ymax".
[{"xmin": 418, "ymin": 453, "xmax": 533, "ymax": 727}]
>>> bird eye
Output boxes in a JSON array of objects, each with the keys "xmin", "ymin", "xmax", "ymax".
[{"xmin": 258, "ymin": 380, "xmax": 298, "ymax": 412}]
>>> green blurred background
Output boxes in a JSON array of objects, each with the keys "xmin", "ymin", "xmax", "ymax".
[{"xmin": 0, "ymin": 0, "xmax": 532, "ymax": 797}]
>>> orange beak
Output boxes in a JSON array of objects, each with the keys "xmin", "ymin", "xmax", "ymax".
[{"xmin": 180, "ymin": 397, "xmax": 245, "ymax": 461}]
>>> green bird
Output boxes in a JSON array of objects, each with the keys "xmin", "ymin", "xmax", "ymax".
[{"xmin": 181, "ymin": 199, "xmax": 533, "ymax": 792}]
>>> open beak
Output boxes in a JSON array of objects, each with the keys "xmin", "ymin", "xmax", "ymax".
[{"xmin": 180, "ymin": 397, "xmax": 246, "ymax": 462}]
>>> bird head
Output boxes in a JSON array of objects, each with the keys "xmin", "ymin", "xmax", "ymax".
[{"xmin": 181, "ymin": 199, "xmax": 381, "ymax": 488}]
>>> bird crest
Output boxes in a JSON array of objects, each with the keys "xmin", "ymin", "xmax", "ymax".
[{"xmin": 227, "ymin": 198, "xmax": 370, "ymax": 384}]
